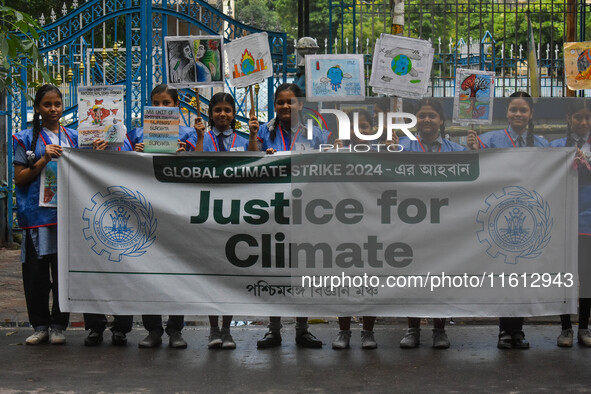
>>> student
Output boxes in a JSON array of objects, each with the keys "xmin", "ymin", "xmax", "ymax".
[
  {"xmin": 551, "ymin": 99, "xmax": 591, "ymax": 347},
  {"xmin": 12, "ymin": 85, "xmax": 78, "ymax": 345},
  {"xmin": 472, "ymin": 91, "xmax": 549, "ymax": 349},
  {"xmin": 396, "ymin": 98, "xmax": 476, "ymax": 349},
  {"xmin": 125, "ymin": 84, "xmax": 195, "ymax": 349},
  {"xmin": 187, "ymin": 92, "xmax": 259, "ymax": 349},
  {"xmin": 332, "ymin": 109, "xmax": 379, "ymax": 349},
  {"xmin": 254, "ymin": 83, "xmax": 327, "ymax": 349}
]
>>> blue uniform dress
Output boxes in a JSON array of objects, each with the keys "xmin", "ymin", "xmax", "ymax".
[
  {"xmin": 257, "ymin": 120, "xmax": 330, "ymax": 151},
  {"xmin": 479, "ymin": 126, "xmax": 549, "ymax": 337},
  {"xmin": 400, "ymin": 134, "xmax": 467, "ymax": 152},
  {"xmin": 186, "ymin": 128, "xmax": 250, "ymax": 152},
  {"xmin": 126, "ymin": 125, "xmax": 195, "ymax": 151},
  {"xmin": 12, "ymin": 126, "xmax": 78, "ymax": 332},
  {"xmin": 551, "ymin": 133, "xmax": 591, "ymax": 330}
]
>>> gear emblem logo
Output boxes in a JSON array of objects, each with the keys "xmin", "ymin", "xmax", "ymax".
[
  {"xmin": 477, "ymin": 186, "xmax": 553, "ymax": 264},
  {"xmin": 83, "ymin": 186, "xmax": 157, "ymax": 262}
]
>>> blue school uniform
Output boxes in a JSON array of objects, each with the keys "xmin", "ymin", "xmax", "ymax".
[
  {"xmin": 258, "ymin": 120, "xmax": 330, "ymax": 151},
  {"xmin": 478, "ymin": 126, "xmax": 549, "ymax": 148},
  {"xmin": 400, "ymin": 134, "xmax": 467, "ymax": 152},
  {"xmin": 551, "ymin": 133, "xmax": 591, "ymax": 235},
  {"xmin": 186, "ymin": 128, "xmax": 250, "ymax": 152}
]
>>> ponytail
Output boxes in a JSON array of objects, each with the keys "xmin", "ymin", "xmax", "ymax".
[{"xmin": 27, "ymin": 112, "xmax": 42, "ymax": 167}]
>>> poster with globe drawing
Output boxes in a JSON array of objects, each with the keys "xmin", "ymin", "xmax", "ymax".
[
  {"xmin": 564, "ymin": 42, "xmax": 591, "ymax": 90},
  {"xmin": 369, "ymin": 34, "xmax": 434, "ymax": 99},
  {"xmin": 452, "ymin": 69, "xmax": 495, "ymax": 125},
  {"xmin": 224, "ymin": 32, "xmax": 273, "ymax": 88},
  {"xmin": 164, "ymin": 35, "xmax": 224, "ymax": 88},
  {"xmin": 305, "ymin": 54, "xmax": 366, "ymax": 102}
]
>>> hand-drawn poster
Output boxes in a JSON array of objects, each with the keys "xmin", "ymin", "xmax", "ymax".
[
  {"xmin": 143, "ymin": 106, "xmax": 180, "ymax": 154},
  {"xmin": 564, "ymin": 42, "xmax": 591, "ymax": 90},
  {"xmin": 369, "ymin": 34, "xmax": 434, "ymax": 99},
  {"xmin": 452, "ymin": 69, "xmax": 495, "ymax": 125},
  {"xmin": 78, "ymin": 85, "xmax": 125, "ymax": 147},
  {"xmin": 305, "ymin": 54, "xmax": 365, "ymax": 102},
  {"xmin": 224, "ymin": 32, "xmax": 273, "ymax": 88},
  {"xmin": 39, "ymin": 159, "xmax": 58, "ymax": 208},
  {"xmin": 164, "ymin": 36, "xmax": 224, "ymax": 88}
]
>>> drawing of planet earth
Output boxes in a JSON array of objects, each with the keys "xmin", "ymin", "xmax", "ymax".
[
  {"xmin": 241, "ymin": 57, "xmax": 255, "ymax": 75},
  {"xmin": 391, "ymin": 54, "xmax": 412, "ymax": 76}
]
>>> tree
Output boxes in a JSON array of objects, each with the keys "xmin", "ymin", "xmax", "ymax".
[
  {"xmin": 0, "ymin": 1, "xmax": 51, "ymax": 97},
  {"xmin": 235, "ymin": 0, "xmax": 281, "ymax": 31}
]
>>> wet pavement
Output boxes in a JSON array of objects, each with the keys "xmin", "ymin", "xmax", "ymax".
[{"xmin": 2, "ymin": 247, "xmax": 591, "ymax": 393}]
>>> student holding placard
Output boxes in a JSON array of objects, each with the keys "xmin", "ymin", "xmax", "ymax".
[
  {"xmin": 470, "ymin": 92, "xmax": 549, "ymax": 349},
  {"xmin": 125, "ymin": 84, "xmax": 195, "ymax": 153},
  {"xmin": 257, "ymin": 83, "xmax": 330, "ymax": 152},
  {"xmin": 187, "ymin": 91, "xmax": 259, "ymax": 349},
  {"xmin": 255, "ymin": 83, "xmax": 327, "ymax": 349},
  {"xmin": 551, "ymin": 99, "xmax": 591, "ymax": 347},
  {"xmin": 12, "ymin": 85, "xmax": 78, "ymax": 345}
]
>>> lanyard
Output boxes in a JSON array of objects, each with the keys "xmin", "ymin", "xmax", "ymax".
[
  {"xmin": 416, "ymin": 138, "xmax": 442, "ymax": 152},
  {"xmin": 504, "ymin": 128, "xmax": 527, "ymax": 148},
  {"xmin": 278, "ymin": 124, "xmax": 302, "ymax": 151},
  {"xmin": 209, "ymin": 130, "xmax": 237, "ymax": 152},
  {"xmin": 40, "ymin": 126, "xmax": 68, "ymax": 147}
]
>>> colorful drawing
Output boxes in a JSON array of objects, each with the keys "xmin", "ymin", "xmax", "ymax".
[
  {"xmin": 369, "ymin": 34, "xmax": 434, "ymax": 99},
  {"xmin": 78, "ymin": 85, "xmax": 125, "ymax": 147},
  {"xmin": 165, "ymin": 36, "xmax": 224, "ymax": 88},
  {"xmin": 39, "ymin": 160, "xmax": 58, "ymax": 208},
  {"xmin": 564, "ymin": 42, "xmax": 591, "ymax": 90},
  {"xmin": 224, "ymin": 33, "xmax": 273, "ymax": 88},
  {"xmin": 305, "ymin": 54, "xmax": 365, "ymax": 102},
  {"xmin": 143, "ymin": 106, "xmax": 180, "ymax": 154},
  {"xmin": 452, "ymin": 69, "xmax": 495, "ymax": 125}
]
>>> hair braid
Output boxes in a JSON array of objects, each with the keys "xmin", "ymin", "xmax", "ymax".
[
  {"xmin": 526, "ymin": 119, "xmax": 535, "ymax": 147},
  {"xmin": 565, "ymin": 122, "xmax": 574, "ymax": 147},
  {"xmin": 27, "ymin": 112, "xmax": 42, "ymax": 167}
]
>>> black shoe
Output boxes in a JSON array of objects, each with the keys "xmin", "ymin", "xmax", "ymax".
[
  {"xmin": 497, "ymin": 331, "xmax": 512, "ymax": 349},
  {"xmin": 138, "ymin": 331, "xmax": 163, "ymax": 348},
  {"xmin": 295, "ymin": 331, "xmax": 322, "ymax": 348},
  {"xmin": 168, "ymin": 330, "xmax": 188, "ymax": 349},
  {"xmin": 111, "ymin": 331, "xmax": 128, "ymax": 346},
  {"xmin": 84, "ymin": 330, "xmax": 104, "ymax": 346},
  {"xmin": 257, "ymin": 331, "xmax": 282, "ymax": 348},
  {"xmin": 511, "ymin": 331, "xmax": 530, "ymax": 349}
]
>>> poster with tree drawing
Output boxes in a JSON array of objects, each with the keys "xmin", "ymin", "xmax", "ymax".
[
  {"xmin": 39, "ymin": 159, "xmax": 58, "ymax": 208},
  {"xmin": 305, "ymin": 54, "xmax": 365, "ymax": 102},
  {"xmin": 369, "ymin": 34, "xmax": 434, "ymax": 99},
  {"xmin": 224, "ymin": 32, "xmax": 273, "ymax": 88},
  {"xmin": 165, "ymin": 36, "xmax": 224, "ymax": 88},
  {"xmin": 564, "ymin": 42, "xmax": 591, "ymax": 90},
  {"xmin": 452, "ymin": 69, "xmax": 495, "ymax": 125}
]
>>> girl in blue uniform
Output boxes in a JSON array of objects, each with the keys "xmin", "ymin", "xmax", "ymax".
[
  {"xmin": 13, "ymin": 85, "xmax": 78, "ymax": 345},
  {"xmin": 552, "ymin": 99, "xmax": 591, "ymax": 347},
  {"xmin": 187, "ymin": 92, "xmax": 258, "ymax": 349},
  {"xmin": 255, "ymin": 83, "xmax": 327, "ymax": 349},
  {"xmin": 397, "ymin": 98, "xmax": 474, "ymax": 349},
  {"xmin": 475, "ymin": 92, "xmax": 549, "ymax": 349}
]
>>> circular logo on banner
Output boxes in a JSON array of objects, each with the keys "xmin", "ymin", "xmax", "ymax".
[
  {"xmin": 83, "ymin": 186, "xmax": 157, "ymax": 262},
  {"xmin": 476, "ymin": 186, "xmax": 553, "ymax": 264}
]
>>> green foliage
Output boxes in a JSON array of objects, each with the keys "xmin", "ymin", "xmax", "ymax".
[
  {"xmin": 235, "ymin": 0, "xmax": 281, "ymax": 31},
  {"xmin": 0, "ymin": 1, "xmax": 52, "ymax": 97}
]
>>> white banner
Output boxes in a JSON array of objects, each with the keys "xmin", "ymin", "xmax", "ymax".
[{"xmin": 58, "ymin": 148, "xmax": 578, "ymax": 317}]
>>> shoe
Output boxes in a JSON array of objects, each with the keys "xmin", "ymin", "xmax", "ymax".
[
  {"xmin": 208, "ymin": 329, "xmax": 223, "ymax": 349},
  {"xmin": 332, "ymin": 330, "xmax": 352, "ymax": 349},
  {"xmin": 295, "ymin": 331, "xmax": 322, "ymax": 348},
  {"xmin": 257, "ymin": 331, "xmax": 282, "ymax": 349},
  {"xmin": 497, "ymin": 331, "xmax": 512, "ymax": 349},
  {"xmin": 432, "ymin": 328, "xmax": 450, "ymax": 349},
  {"xmin": 111, "ymin": 331, "xmax": 128, "ymax": 346},
  {"xmin": 84, "ymin": 330, "xmax": 104, "ymax": 346},
  {"xmin": 49, "ymin": 328, "xmax": 66, "ymax": 345},
  {"xmin": 399, "ymin": 328, "xmax": 420, "ymax": 349},
  {"xmin": 26, "ymin": 330, "xmax": 49, "ymax": 345},
  {"xmin": 169, "ymin": 330, "xmax": 187, "ymax": 349},
  {"xmin": 557, "ymin": 328, "xmax": 573, "ymax": 347},
  {"xmin": 138, "ymin": 331, "xmax": 162, "ymax": 348},
  {"xmin": 511, "ymin": 331, "xmax": 530, "ymax": 349},
  {"xmin": 361, "ymin": 330, "xmax": 377, "ymax": 349},
  {"xmin": 221, "ymin": 330, "xmax": 236, "ymax": 349},
  {"xmin": 578, "ymin": 329, "xmax": 591, "ymax": 346}
]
